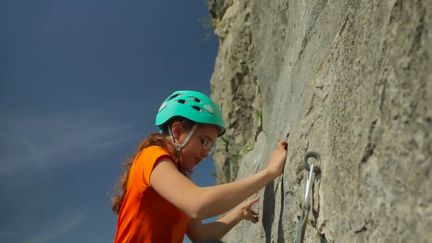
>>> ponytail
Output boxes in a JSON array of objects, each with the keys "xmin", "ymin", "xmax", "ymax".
[
  {"xmin": 112, "ymin": 133, "xmax": 183, "ymax": 215},
  {"xmin": 111, "ymin": 118, "xmax": 195, "ymax": 215}
]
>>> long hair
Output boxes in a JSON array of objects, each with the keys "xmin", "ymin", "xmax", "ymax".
[{"xmin": 111, "ymin": 118, "xmax": 194, "ymax": 215}]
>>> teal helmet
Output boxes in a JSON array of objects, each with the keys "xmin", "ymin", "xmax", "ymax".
[{"xmin": 155, "ymin": 90, "xmax": 225, "ymax": 136}]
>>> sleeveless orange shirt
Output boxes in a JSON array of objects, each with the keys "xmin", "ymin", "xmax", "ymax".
[{"xmin": 114, "ymin": 146, "xmax": 191, "ymax": 243}]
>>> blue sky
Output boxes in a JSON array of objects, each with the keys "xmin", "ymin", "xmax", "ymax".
[{"xmin": 0, "ymin": 1, "xmax": 219, "ymax": 242}]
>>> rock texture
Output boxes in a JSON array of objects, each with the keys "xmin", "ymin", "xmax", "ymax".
[{"xmin": 208, "ymin": 0, "xmax": 432, "ymax": 242}]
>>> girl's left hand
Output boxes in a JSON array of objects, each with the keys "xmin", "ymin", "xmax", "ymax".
[{"xmin": 238, "ymin": 194, "xmax": 260, "ymax": 223}]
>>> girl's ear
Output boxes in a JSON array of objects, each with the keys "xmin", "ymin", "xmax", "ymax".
[{"xmin": 170, "ymin": 121, "xmax": 183, "ymax": 141}]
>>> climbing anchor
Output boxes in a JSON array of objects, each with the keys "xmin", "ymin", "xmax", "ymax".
[{"xmin": 295, "ymin": 152, "xmax": 321, "ymax": 243}]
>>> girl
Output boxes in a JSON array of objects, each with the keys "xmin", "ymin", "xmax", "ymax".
[{"xmin": 112, "ymin": 90, "xmax": 288, "ymax": 242}]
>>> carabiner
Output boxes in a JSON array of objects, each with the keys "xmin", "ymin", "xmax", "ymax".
[
  {"xmin": 303, "ymin": 164, "xmax": 315, "ymax": 207},
  {"xmin": 303, "ymin": 151, "xmax": 321, "ymax": 173},
  {"xmin": 295, "ymin": 152, "xmax": 321, "ymax": 243}
]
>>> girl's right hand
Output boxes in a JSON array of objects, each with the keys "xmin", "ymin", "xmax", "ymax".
[
  {"xmin": 266, "ymin": 141, "xmax": 288, "ymax": 178},
  {"xmin": 236, "ymin": 194, "xmax": 260, "ymax": 223}
]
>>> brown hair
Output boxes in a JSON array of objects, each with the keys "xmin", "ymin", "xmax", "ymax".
[{"xmin": 111, "ymin": 119, "xmax": 194, "ymax": 215}]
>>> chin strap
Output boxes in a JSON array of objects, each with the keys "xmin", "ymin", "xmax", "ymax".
[{"xmin": 169, "ymin": 124, "xmax": 197, "ymax": 152}]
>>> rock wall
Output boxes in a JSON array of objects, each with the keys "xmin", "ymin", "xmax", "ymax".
[{"xmin": 208, "ymin": 0, "xmax": 432, "ymax": 242}]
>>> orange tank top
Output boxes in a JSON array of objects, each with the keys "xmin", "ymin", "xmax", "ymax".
[{"xmin": 114, "ymin": 146, "xmax": 191, "ymax": 243}]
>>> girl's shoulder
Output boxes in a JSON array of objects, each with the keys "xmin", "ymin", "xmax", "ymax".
[
  {"xmin": 140, "ymin": 145, "xmax": 171, "ymax": 158},
  {"xmin": 135, "ymin": 145, "xmax": 175, "ymax": 167}
]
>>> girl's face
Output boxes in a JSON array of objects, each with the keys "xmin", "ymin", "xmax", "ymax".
[{"xmin": 175, "ymin": 123, "xmax": 218, "ymax": 171}]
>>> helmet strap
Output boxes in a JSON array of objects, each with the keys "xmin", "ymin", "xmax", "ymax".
[{"xmin": 169, "ymin": 124, "xmax": 197, "ymax": 152}]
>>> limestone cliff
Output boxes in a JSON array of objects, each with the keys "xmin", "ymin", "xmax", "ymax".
[{"xmin": 208, "ymin": 0, "xmax": 432, "ymax": 242}]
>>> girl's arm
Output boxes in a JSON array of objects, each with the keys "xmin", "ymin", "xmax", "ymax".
[
  {"xmin": 187, "ymin": 195, "xmax": 260, "ymax": 241},
  {"xmin": 150, "ymin": 141, "xmax": 287, "ymax": 219}
]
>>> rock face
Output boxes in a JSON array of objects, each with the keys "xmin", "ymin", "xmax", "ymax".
[{"xmin": 208, "ymin": 0, "xmax": 432, "ymax": 242}]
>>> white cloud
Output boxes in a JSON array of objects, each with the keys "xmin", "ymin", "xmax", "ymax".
[
  {"xmin": 0, "ymin": 211, "xmax": 87, "ymax": 243},
  {"xmin": 23, "ymin": 212, "xmax": 87, "ymax": 243},
  {"xmin": 0, "ymin": 229, "xmax": 19, "ymax": 239},
  {"xmin": 0, "ymin": 112, "xmax": 139, "ymax": 174}
]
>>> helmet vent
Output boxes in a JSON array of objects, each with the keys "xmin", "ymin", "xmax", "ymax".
[
  {"xmin": 191, "ymin": 97, "xmax": 201, "ymax": 103},
  {"xmin": 204, "ymin": 104, "xmax": 214, "ymax": 113},
  {"xmin": 158, "ymin": 102, "xmax": 167, "ymax": 111},
  {"xmin": 177, "ymin": 99, "xmax": 186, "ymax": 104},
  {"xmin": 168, "ymin": 94, "xmax": 180, "ymax": 101},
  {"xmin": 192, "ymin": 105, "xmax": 203, "ymax": 112}
]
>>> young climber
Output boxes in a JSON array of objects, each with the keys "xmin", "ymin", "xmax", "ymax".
[{"xmin": 112, "ymin": 90, "xmax": 288, "ymax": 242}]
